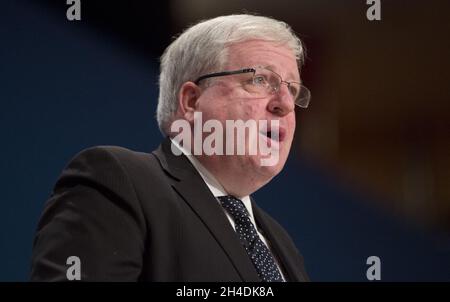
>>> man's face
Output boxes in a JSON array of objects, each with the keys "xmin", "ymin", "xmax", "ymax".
[{"xmin": 190, "ymin": 40, "xmax": 299, "ymax": 196}]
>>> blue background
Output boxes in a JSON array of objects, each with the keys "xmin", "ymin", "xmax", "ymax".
[{"xmin": 1, "ymin": 1, "xmax": 449, "ymax": 281}]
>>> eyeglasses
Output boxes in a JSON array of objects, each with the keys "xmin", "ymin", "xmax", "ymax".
[{"xmin": 194, "ymin": 66, "xmax": 311, "ymax": 108}]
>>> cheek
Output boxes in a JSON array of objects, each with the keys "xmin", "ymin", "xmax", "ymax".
[
  {"xmin": 197, "ymin": 87, "xmax": 240, "ymax": 120},
  {"xmin": 196, "ymin": 97, "xmax": 226, "ymax": 122},
  {"xmin": 240, "ymin": 102, "xmax": 266, "ymax": 120},
  {"xmin": 287, "ymin": 114, "xmax": 296, "ymax": 137}
]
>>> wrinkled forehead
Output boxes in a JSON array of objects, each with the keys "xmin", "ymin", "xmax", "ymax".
[{"xmin": 223, "ymin": 40, "xmax": 300, "ymax": 81}]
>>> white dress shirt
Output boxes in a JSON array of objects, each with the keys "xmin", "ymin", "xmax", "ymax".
[{"xmin": 170, "ymin": 138, "xmax": 286, "ymax": 280}]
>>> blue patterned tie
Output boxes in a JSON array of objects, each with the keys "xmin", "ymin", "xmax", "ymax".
[{"xmin": 218, "ymin": 195, "xmax": 284, "ymax": 282}]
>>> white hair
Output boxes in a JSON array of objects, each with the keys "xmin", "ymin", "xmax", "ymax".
[{"xmin": 156, "ymin": 14, "xmax": 305, "ymax": 135}]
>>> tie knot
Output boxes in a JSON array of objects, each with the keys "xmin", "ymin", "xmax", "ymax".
[{"xmin": 218, "ymin": 195, "xmax": 251, "ymax": 223}]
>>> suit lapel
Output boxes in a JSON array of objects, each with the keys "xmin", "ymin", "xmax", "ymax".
[
  {"xmin": 152, "ymin": 138, "xmax": 259, "ymax": 281},
  {"xmin": 251, "ymin": 200, "xmax": 308, "ymax": 282}
]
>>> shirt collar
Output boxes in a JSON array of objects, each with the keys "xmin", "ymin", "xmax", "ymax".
[{"xmin": 169, "ymin": 138, "xmax": 255, "ymax": 220}]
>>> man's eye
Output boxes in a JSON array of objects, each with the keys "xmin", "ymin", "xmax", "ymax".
[{"xmin": 253, "ymin": 75, "xmax": 268, "ymax": 85}]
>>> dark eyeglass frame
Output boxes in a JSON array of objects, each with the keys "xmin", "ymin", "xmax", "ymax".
[{"xmin": 194, "ymin": 68, "xmax": 255, "ymax": 85}]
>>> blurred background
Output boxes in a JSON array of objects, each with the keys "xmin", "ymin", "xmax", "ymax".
[{"xmin": 1, "ymin": 0, "xmax": 449, "ymax": 281}]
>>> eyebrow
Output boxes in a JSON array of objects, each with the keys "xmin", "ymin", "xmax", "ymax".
[{"xmin": 262, "ymin": 64, "xmax": 301, "ymax": 83}]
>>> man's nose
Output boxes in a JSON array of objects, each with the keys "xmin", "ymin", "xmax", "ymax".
[{"xmin": 267, "ymin": 84, "xmax": 295, "ymax": 116}]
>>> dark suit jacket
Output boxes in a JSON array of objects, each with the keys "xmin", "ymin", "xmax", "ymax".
[{"xmin": 31, "ymin": 138, "xmax": 309, "ymax": 281}]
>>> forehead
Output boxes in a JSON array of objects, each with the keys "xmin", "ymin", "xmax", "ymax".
[{"xmin": 225, "ymin": 39, "xmax": 300, "ymax": 80}]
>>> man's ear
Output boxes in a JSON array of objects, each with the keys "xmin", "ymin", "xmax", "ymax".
[{"xmin": 178, "ymin": 81, "xmax": 201, "ymax": 123}]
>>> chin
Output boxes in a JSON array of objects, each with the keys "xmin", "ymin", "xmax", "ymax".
[
  {"xmin": 251, "ymin": 154, "xmax": 286, "ymax": 179},
  {"xmin": 227, "ymin": 156, "xmax": 286, "ymax": 196}
]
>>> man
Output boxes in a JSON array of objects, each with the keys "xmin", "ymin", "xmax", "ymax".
[{"xmin": 31, "ymin": 14, "xmax": 311, "ymax": 282}]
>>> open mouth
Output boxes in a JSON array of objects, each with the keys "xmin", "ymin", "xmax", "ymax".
[{"xmin": 260, "ymin": 126, "xmax": 286, "ymax": 142}]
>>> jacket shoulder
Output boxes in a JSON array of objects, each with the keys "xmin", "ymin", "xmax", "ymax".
[{"xmin": 57, "ymin": 145, "xmax": 162, "ymax": 188}]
